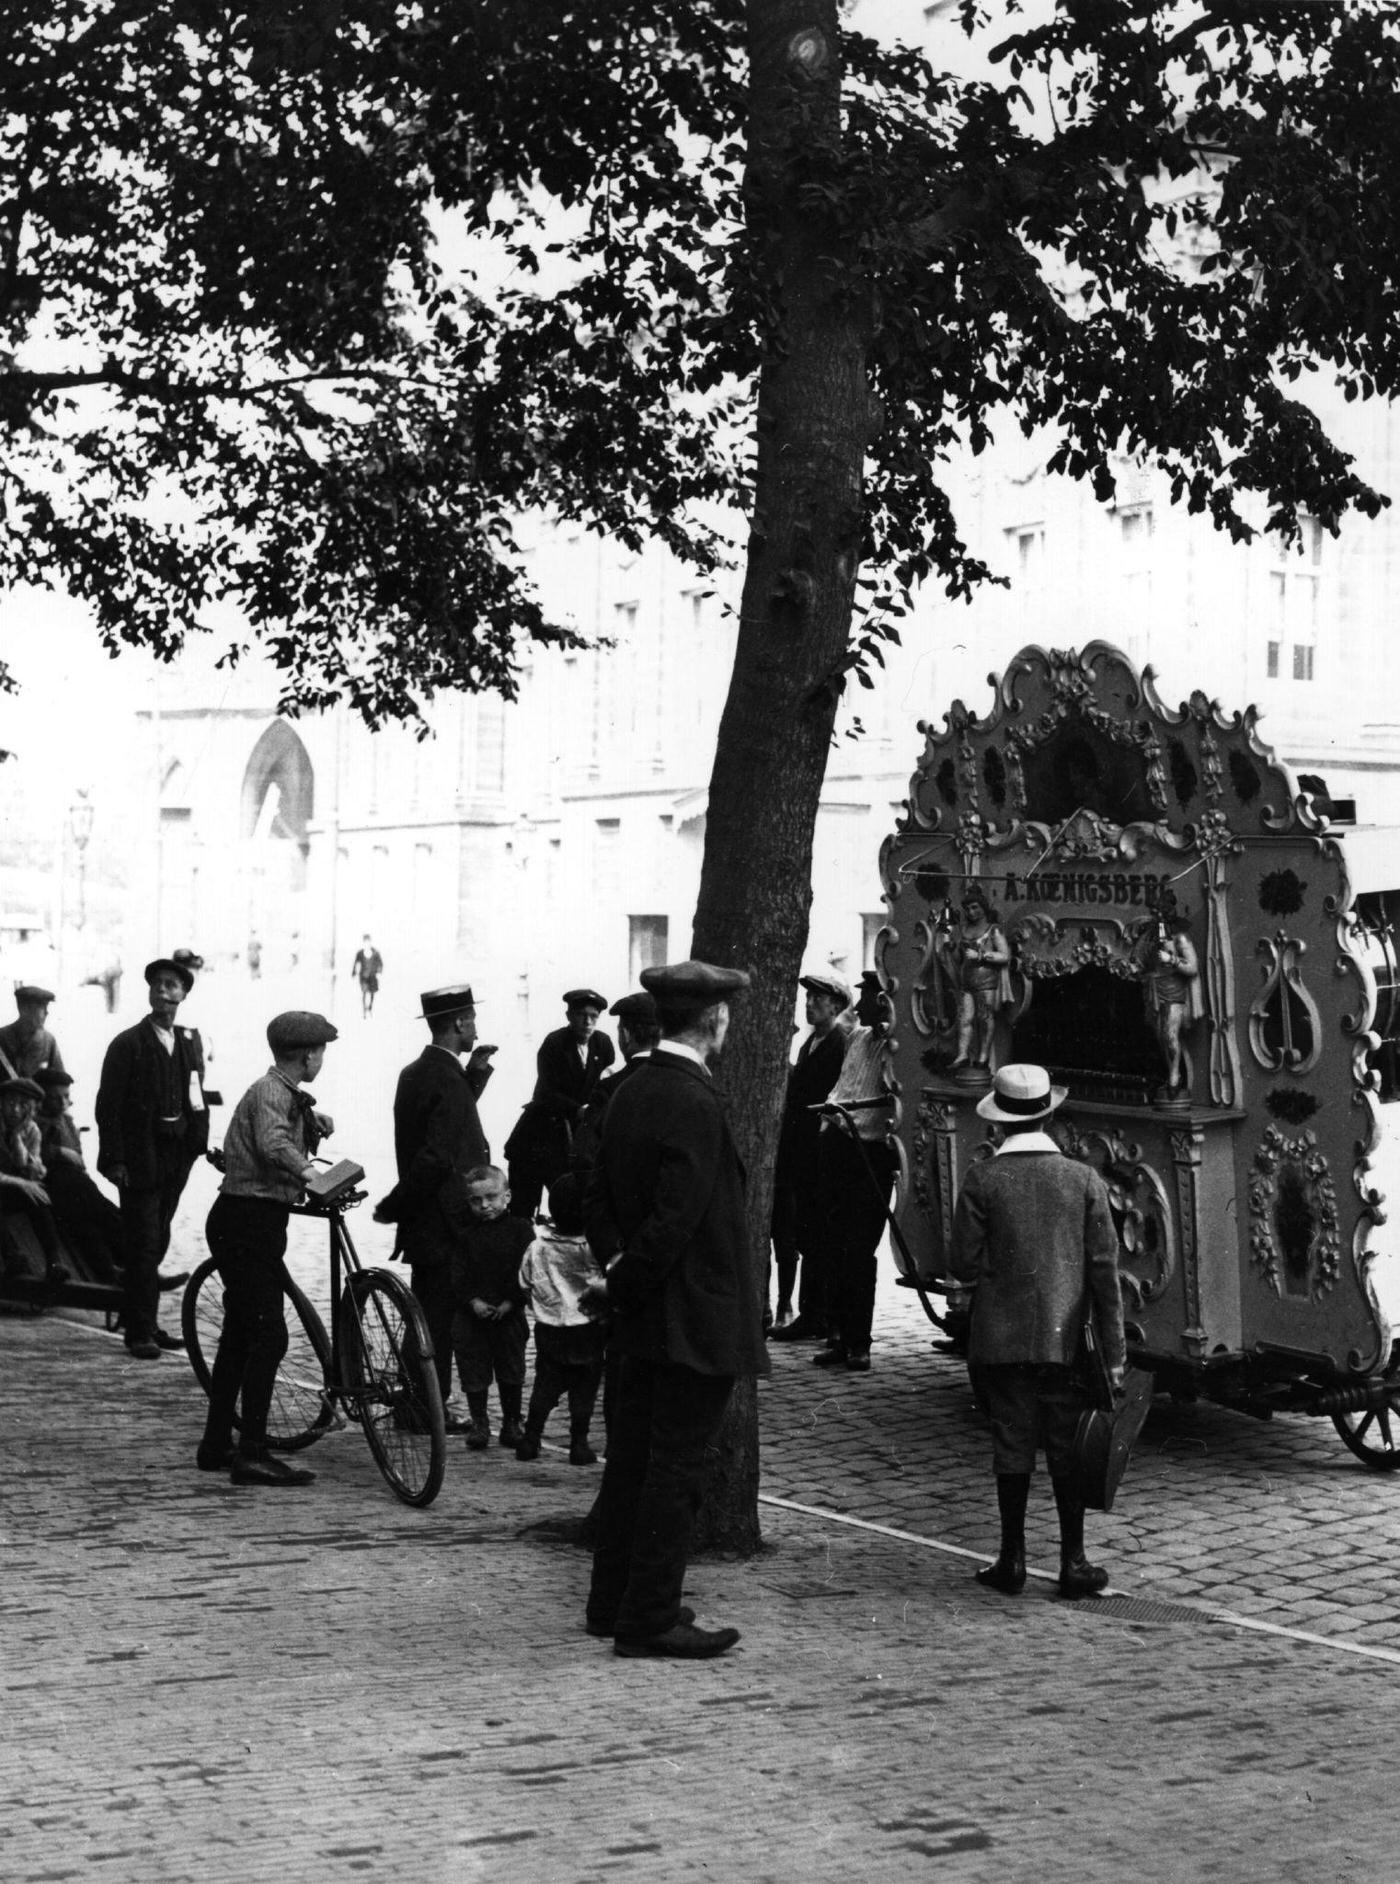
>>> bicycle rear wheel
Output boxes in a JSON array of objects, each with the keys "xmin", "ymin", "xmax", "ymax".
[
  {"xmin": 339, "ymin": 1268, "xmax": 445, "ymax": 1506},
  {"xmin": 182, "ymin": 1255, "xmax": 335, "ymax": 1452}
]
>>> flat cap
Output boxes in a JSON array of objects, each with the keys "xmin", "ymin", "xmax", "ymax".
[
  {"xmin": 14, "ymin": 985, "xmax": 54, "ymax": 1005},
  {"xmin": 419, "ymin": 984, "xmax": 477, "ymax": 1021},
  {"xmin": 641, "ymin": 960, "xmax": 752, "ymax": 1003},
  {"xmin": 0, "ymin": 1076, "xmax": 45, "ymax": 1102},
  {"xmin": 266, "ymin": 1010, "xmax": 339, "ymax": 1053},
  {"xmin": 145, "ymin": 957, "xmax": 194, "ymax": 992},
  {"xmin": 799, "ymin": 971, "xmax": 852, "ymax": 1009},
  {"xmin": 563, "ymin": 987, "xmax": 606, "ymax": 1011},
  {"xmin": 609, "ymin": 991, "xmax": 658, "ymax": 1024},
  {"xmin": 35, "ymin": 1068, "xmax": 73, "ymax": 1088}
]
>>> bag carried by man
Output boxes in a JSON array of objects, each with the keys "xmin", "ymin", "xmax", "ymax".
[{"xmin": 1072, "ymin": 1311, "xmax": 1154, "ymax": 1511}]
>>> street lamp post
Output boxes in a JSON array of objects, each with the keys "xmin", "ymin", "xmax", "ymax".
[{"xmin": 69, "ymin": 790, "xmax": 94, "ymax": 933}]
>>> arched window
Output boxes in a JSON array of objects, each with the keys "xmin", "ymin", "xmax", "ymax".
[{"xmin": 241, "ymin": 723, "xmax": 314, "ymax": 844}]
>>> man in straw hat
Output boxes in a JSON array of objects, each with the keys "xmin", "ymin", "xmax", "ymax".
[
  {"xmin": 581, "ymin": 960, "xmax": 768, "ymax": 1659},
  {"xmin": 948, "ymin": 1063, "xmax": 1126, "ymax": 1599},
  {"xmin": 381, "ymin": 985, "xmax": 497, "ymax": 1417}
]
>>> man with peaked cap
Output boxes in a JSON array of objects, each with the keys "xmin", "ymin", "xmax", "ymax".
[
  {"xmin": 95, "ymin": 957, "xmax": 209, "ymax": 1359},
  {"xmin": 570, "ymin": 990, "xmax": 661, "ymax": 1180},
  {"xmin": 768, "ymin": 969, "xmax": 850, "ymax": 1340},
  {"xmin": 582, "ymin": 960, "xmax": 767, "ymax": 1660},
  {"xmin": 505, "ymin": 987, "xmax": 615, "ymax": 1221},
  {"xmin": 197, "ymin": 1010, "xmax": 339, "ymax": 1488},
  {"xmin": 0, "ymin": 985, "xmax": 66, "ymax": 1083},
  {"xmin": 379, "ymin": 984, "xmax": 497, "ymax": 1413},
  {"xmin": 0, "ymin": 1075, "xmax": 70, "ymax": 1284},
  {"xmin": 949, "ymin": 1063, "xmax": 1127, "ymax": 1600}
]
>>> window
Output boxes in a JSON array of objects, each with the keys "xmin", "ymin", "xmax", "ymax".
[
  {"xmin": 862, "ymin": 913, "xmax": 885, "ymax": 969},
  {"xmin": 613, "ymin": 601, "xmax": 639, "ymax": 637},
  {"xmin": 629, "ymin": 915, "xmax": 668, "ymax": 985},
  {"xmin": 1269, "ymin": 516, "xmax": 1323, "ymax": 683},
  {"xmin": 1005, "ymin": 524, "xmax": 1045, "ymax": 623}
]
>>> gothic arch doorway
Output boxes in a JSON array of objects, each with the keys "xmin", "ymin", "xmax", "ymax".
[{"xmin": 241, "ymin": 724, "xmax": 314, "ymax": 954}]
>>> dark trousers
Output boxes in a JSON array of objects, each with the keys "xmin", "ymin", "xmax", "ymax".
[
  {"xmin": 771, "ymin": 1153, "xmax": 834, "ymax": 1328},
  {"xmin": 452, "ymin": 1306, "xmax": 529, "ymax": 1396},
  {"xmin": 202, "ymin": 1194, "xmax": 290, "ymax": 1456},
  {"xmin": 1, "ymin": 1189, "xmax": 65, "ymax": 1272},
  {"xmin": 120, "ymin": 1144, "xmax": 192, "ymax": 1342},
  {"xmin": 409, "ymin": 1262, "xmax": 456, "ymax": 1402},
  {"xmin": 46, "ymin": 1161, "xmax": 124, "ymax": 1282},
  {"xmin": 822, "ymin": 1134, "xmax": 896, "ymax": 1355},
  {"xmin": 524, "ymin": 1322, "xmax": 605, "ymax": 1442},
  {"xmin": 587, "ymin": 1357, "xmax": 734, "ymax": 1641}
]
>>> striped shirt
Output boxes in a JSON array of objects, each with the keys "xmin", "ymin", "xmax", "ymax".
[
  {"xmin": 821, "ymin": 1025, "xmax": 895, "ymax": 1142},
  {"xmin": 220, "ymin": 1068, "xmax": 319, "ymax": 1204}
]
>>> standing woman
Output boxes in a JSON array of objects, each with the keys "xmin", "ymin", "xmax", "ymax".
[{"xmin": 949, "ymin": 1064, "xmax": 1126, "ymax": 1597}]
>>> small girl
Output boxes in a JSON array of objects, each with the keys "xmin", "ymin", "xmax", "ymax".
[{"xmin": 516, "ymin": 1173, "xmax": 607, "ymax": 1464}]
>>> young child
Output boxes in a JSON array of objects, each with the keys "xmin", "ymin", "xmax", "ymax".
[
  {"xmin": 516, "ymin": 1172, "xmax": 607, "ymax": 1464},
  {"xmin": 0, "ymin": 1076, "xmax": 70, "ymax": 1283},
  {"xmin": 198, "ymin": 1009, "xmax": 338, "ymax": 1487},
  {"xmin": 445, "ymin": 1164, "xmax": 533, "ymax": 1451}
]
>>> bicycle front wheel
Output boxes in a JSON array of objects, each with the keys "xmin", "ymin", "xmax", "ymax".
[
  {"xmin": 339, "ymin": 1269, "xmax": 446, "ymax": 1506},
  {"xmin": 182, "ymin": 1255, "xmax": 335, "ymax": 1453}
]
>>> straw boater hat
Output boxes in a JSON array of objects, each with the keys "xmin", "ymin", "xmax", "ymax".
[{"xmin": 975, "ymin": 1063, "xmax": 1068, "ymax": 1124}]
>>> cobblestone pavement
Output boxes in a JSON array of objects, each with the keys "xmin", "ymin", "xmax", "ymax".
[{"xmin": 6, "ymin": 1253, "xmax": 1400, "ymax": 1884}]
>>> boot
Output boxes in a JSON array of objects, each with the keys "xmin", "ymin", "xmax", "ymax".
[
  {"xmin": 1053, "ymin": 1474, "xmax": 1108, "ymax": 1598},
  {"xmin": 498, "ymin": 1383, "xmax": 525, "ymax": 1450},
  {"xmin": 569, "ymin": 1427, "xmax": 598, "ymax": 1466},
  {"xmin": 515, "ymin": 1427, "xmax": 542, "ymax": 1462},
  {"xmin": 465, "ymin": 1392, "xmax": 491, "ymax": 1451},
  {"xmin": 975, "ymin": 1473, "xmax": 1029, "ymax": 1595}
]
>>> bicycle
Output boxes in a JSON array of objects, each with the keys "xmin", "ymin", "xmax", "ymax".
[{"xmin": 182, "ymin": 1188, "xmax": 447, "ymax": 1507}]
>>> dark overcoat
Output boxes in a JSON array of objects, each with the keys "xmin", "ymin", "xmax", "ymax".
[
  {"xmin": 94, "ymin": 1019, "xmax": 209, "ymax": 1189},
  {"xmin": 948, "ymin": 1146, "xmax": 1126, "ymax": 1371},
  {"xmin": 584, "ymin": 1048, "xmax": 769, "ymax": 1379},
  {"xmin": 505, "ymin": 1026, "xmax": 615, "ymax": 1178},
  {"xmin": 390, "ymin": 1046, "xmax": 492, "ymax": 1271},
  {"xmin": 777, "ymin": 1026, "xmax": 847, "ymax": 1186}
]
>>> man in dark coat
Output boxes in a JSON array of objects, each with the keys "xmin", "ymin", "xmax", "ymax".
[
  {"xmin": 570, "ymin": 990, "xmax": 660, "ymax": 1180},
  {"xmin": 582, "ymin": 959, "xmax": 767, "ymax": 1660},
  {"xmin": 95, "ymin": 958, "xmax": 209, "ymax": 1358},
  {"xmin": 505, "ymin": 989, "xmax": 615, "ymax": 1220},
  {"xmin": 949, "ymin": 1063, "xmax": 1126, "ymax": 1599},
  {"xmin": 0, "ymin": 985, "xmax": 66, "ymax": 1082},
  {"xmin": 768, "ymin": 970, "xmax": 850, "ymax": 1339},
  {"xmin": 382, "ymin": 984, "xmax": 496, "ymax": 1410}
]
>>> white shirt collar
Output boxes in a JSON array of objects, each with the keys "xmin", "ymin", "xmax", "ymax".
[
  {"xmin": 995, "ymin": 1129, "xmax": 1060, "ymax": 1155},
  {"xmin": 656, "ymin": 1040, "xmax": 709, "ymax": 1070}
]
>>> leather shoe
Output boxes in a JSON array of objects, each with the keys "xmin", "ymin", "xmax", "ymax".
[
  {"xmin": 587, "ymin": 1605, "xmax": 693, "ymax": 1639},
  {"xmin": 229, "ymin": 1452, "xmax": 316, "ymax": 1487},
  {"xmin": 1059, "ymin": 1555, "xmax": 1109, "ymax": 1599},
  {"xmin": 615, "ymin": 1621, "xmax": 740, "ymax": 1659},
  {"xmin": 465, "ymin": 1420, "xmax": 491, "ymax": 1451},
  {"xmin": 195, "ymin": 1440, "xmax": 237, "ymax": 1471},
  {"xmin": 514, "ymin": 1433, "xmax": 541, "ymax": 1461},
  {"xmin": 845, "ymin": 1350, "xmax": 872, "ymax": 1372},
  {"xmin": 443, "ymin": 1412, "xmax": 473, "ymax": 1435},
  {"xmin": 569, "ymin": 1439, "xmax": 598, "ymax": 1465},
  {"xmin": 499, "ymin": 1418, "xmax": 524, "ymax": 1449},
  {"xmin": 975, "ymin": 1552, "xmax": 1027, "ymax": 1596},
  {"xmin": 152, "ymin": 1327, "xmax": 186, "ymax": 1352},
  {"xmin": 811, "ymin": 1346, "xmax": 848, "ymax": 1367},
  {"xmin": 125, "ymin": 1337, "xmax": 162, "ymax": 1360},
  {"xmin": 768, "ymin": 1318, "xmax": 821, "ymax": 1343}
]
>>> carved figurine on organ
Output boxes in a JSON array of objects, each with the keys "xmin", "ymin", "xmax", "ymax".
[{"xmin": 878, "ymin": 642, "xmax": 1400, "ymax": 1394}]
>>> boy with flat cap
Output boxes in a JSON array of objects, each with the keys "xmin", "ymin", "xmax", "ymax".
[
  {"xmin": 382, "ymin": 984, "xmax": 497, "ymax": 1418},
  {"xmin": 583, "ymin": 959, "xmax": 767, "ymax": 1660},
  {"xmin": 0, "ymin": 1075, "xmax": 70, "ymax": 1283},
  {"xmin": 96, "ymin": 957, "xmax": 208, "ymax": 1359},
  {"xmin": 505, "ymin": 988, "xmax": 615, "ymax": 1221},
  {"xmin": 198, "ymin": 1010, "xmax": 339, "ymax": 1488}
]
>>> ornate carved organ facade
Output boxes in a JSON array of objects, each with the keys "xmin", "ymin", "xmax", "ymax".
[{"xmin": 879, "ymin": 643, "xmax": 1395, "ymax": 1381}]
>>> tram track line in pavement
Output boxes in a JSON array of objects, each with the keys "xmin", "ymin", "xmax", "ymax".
[{"xmin": 757, "ymin": 1492, "xmax": 1400, "ymax": 1668}]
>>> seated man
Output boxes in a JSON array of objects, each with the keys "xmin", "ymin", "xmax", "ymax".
[
  {"xmin": 35, "ymin": 1069, "xmax": 124, "ymax": 1284},
  {"xmin": 0, "ymin": 1076, "xmax": 69, "ymax": 1283},
  {"xmin": 0, "ymin": 986, "xmax": 65, "ymax": 1082}
]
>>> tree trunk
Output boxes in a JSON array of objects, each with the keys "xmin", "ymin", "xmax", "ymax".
[{"xmin": 691, "ymin": 0, "xmax": 870, "ymax": 1555}]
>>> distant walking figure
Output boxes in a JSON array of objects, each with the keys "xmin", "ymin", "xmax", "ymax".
[{"xmin": 352, "ymin": 936, "xmax": 384, "ymax": 1018}]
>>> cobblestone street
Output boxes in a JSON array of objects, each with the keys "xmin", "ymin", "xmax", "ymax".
[{"xmin": 6, "ymin": 1250, "xmax": 1400, "ymax": 1884}]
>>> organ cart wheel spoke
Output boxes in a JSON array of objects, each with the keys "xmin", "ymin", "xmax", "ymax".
[{"xmin": 1331, "ymin": 1356, "xmax": 1400, "ymax": 1469}]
